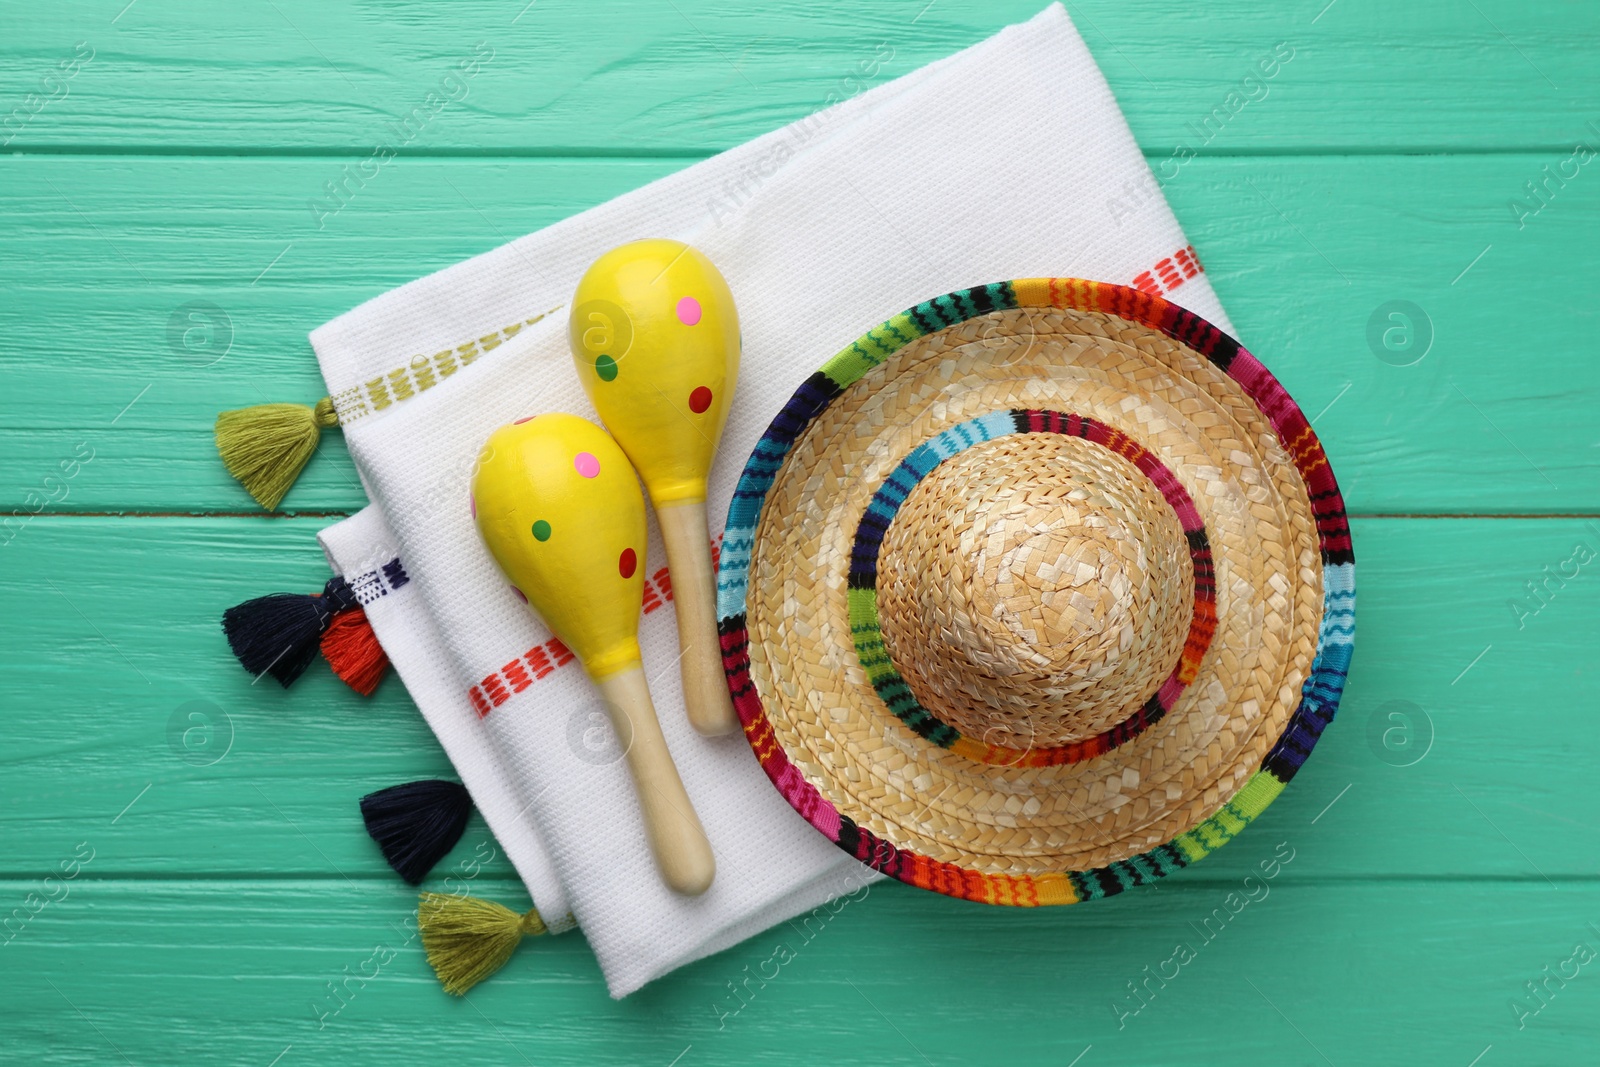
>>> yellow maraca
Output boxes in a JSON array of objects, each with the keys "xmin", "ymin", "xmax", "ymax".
[
  {"xmin": 471, "ymin": 413, "xmax": 714, "ymax": 896},
  {"xmin": 569, "ymin": 239, "xmax": 741, "ymax": 737}
]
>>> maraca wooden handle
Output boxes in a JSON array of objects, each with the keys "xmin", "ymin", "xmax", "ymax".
[
  {"xmin": 657, "ymin": 500, "xmax": 741, "ymax": 737},
  {"xmin": 596, "ymin": 666, "xmax": 716, "ymax": 896}
]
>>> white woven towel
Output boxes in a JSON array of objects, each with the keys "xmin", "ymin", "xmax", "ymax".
[
  {"xmin": 310, "ymin": 3, "xmax": 1232, "ymax": 998},
  {"xmin": 317, "ymin": 506, "xmax": 575, "ymax": 933}
]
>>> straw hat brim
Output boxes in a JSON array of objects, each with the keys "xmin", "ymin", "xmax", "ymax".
[{"xmin": 717, "ymin": 280, "xmax": 1354, "ymax": 906}]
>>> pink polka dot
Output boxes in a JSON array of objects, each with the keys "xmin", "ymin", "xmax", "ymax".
[
  {"xmin": 574, "ymin": 452, "xmax": 600, "ymax": 478},
  {"xmin": 676, "ymin": 296, "xmax": 702, "ymax": 326},
  {"xmin": 514, "ymin": 415, "xmax": 535, "ymax": 424},
  {"xmin": 618, "ymin": 547, "xmax": 638, "ymax": 579},
  {"xmin": 689, "ymin": 386, "xmax": 713, "ymax": 414},
  {"xmin": 510, "ymin": 586, "xmax": 527, "ymax": 603}
]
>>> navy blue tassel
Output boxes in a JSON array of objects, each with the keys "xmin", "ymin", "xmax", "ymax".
[
  {"xmin": 222, "ymin": 576, "xmax": 358, "ymax": 688},
  {"xmin": 360, "ymin": 780, "xmax": 474, "ymax": 885}
]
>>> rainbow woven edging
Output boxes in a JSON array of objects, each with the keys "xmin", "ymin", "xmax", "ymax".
[
  {"xmin": 716, "ymin": 278, "xmax": 1355, "ymax": 906},
  {"xmin": 846, "ymin": 409, "xmax": 1216, "ymax": 768}
]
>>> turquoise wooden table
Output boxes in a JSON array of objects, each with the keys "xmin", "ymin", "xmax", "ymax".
[{"xmin": 4, "ymin": 1, "xmax": 1597, "ymax": 1063}]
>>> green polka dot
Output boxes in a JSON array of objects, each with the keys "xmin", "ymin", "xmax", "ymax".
[
  {"xmin": 595, "ymin": 354, "xmax": 618, "ymax": 382},
  {"xmin": 531, "ymin": 520, "xmax": 551, "ymax": 542}
]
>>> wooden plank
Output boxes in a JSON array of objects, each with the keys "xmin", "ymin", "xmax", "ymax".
[
  {"xmin": 3, "ymin": 515, "xmax": 1597, "ymax": 881},
  {"xmin": 3, "ymin": 0, "xmax": 1596, "ymax": 153},
  {"xmin": 3, "ymin": 876, "xmax": 1595, "ymax": 1063},
  {"xmin": 2, "ymin": 153, "xmax": 1597, "ymax": 516},
  {"xmin": 0, "ymin": 514, "xmax": 518, "ymax": 883}
]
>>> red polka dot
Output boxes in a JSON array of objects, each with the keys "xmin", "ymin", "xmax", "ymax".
[
  {"xmin": 689, "ymin": 386, "xmax": 713, "ymax": 414},
  {"xmin": 510, "ymin": 586, "xmax": 527, "ymax": 603},
  {"xmin": 514, "ymin": 415, "xmax": 535, "ymax": 424},
  {"xmin": 618, "ymin": 548, "xmax": 638, "ymax": 579}
]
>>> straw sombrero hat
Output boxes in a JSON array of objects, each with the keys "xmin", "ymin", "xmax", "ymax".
[{"xmin": 717, "ymin": 279, "xmax": 1354, "ymax": 905}]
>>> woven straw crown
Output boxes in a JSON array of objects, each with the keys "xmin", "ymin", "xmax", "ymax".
[{"xmin": 718, "ymin": 279, "xmax": 1354, "ymax": 906}]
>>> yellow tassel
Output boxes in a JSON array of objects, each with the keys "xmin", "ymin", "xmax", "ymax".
[
  {"xmin": 418, "ymin": 892, "xmax": 547, "ymax": 995},
  {"xmin": 214, "ymin": 397, "xmax": 338, "ymax": 511}
]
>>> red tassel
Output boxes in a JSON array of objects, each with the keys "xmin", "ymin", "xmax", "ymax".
[{"xmin": 321, "ymin": 607, "xmax": 390, "ymax": 696}]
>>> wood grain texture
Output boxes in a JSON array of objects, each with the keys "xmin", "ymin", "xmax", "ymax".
[
  {"xmin": 5, "ymin": 879, "xmax": 1598, "ymax": 1064},
  {"xmin": 2, "ymin": 154, "xmax": 1597, "ymax": 515},
  {"xmin": 3, "ymin": 0, "xmax": 1596, "ymax": 152},
  {"xmin": 1, "ymin": 0, "xmax": 1596, "ymax": 1063}
]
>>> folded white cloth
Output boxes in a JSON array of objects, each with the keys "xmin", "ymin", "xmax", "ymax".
[
  {"xmin": 317, "ymin": 506, "xmax": 575, "ymax": 932},
  {"xmin": 309, "ymin": 2, "xmax": 1232, "ymax": 997}
]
